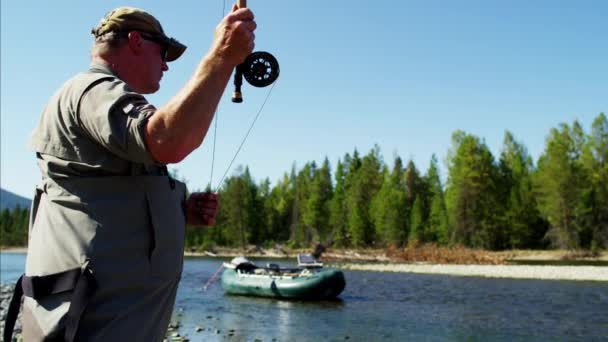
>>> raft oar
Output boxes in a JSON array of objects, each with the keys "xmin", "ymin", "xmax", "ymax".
[{"xmin": 203, "ymin": 264, "xmax": 224, "ymax": 291}]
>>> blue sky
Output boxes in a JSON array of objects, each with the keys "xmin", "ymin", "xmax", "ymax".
[{"xmin": 1, "ymin": 0, "xmax": 606, "ymax": 198}]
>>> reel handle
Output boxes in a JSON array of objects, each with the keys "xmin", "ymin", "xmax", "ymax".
[{"xmin": 232, "ymin": 65, "xmax": 244, "ymax": 103}]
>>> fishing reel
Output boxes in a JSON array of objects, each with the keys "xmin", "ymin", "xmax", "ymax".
[{"xmin": 232, "ymin": 51, "xmax": 280, "ymax": 103}]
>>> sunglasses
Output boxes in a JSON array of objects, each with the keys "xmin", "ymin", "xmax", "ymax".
[{"xmin": 140, "ymin": 34, "xmax": 169, "ymax": 62}]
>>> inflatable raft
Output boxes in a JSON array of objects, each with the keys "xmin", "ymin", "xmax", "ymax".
[{"xmin": 221, "ymin": 255, "xmax": 346, "ymax": 300}]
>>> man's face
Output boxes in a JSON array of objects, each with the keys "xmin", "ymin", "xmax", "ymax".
[{"xmin": 137, "ymin": 34, "xmax": 169, "ymax": 94}]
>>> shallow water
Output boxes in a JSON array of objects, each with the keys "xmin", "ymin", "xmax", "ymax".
[{"xmin": 2, "ymin": 253, "xmax": 607, "ymax": 341}]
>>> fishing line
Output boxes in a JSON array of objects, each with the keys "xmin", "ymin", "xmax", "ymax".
[
  {"xmin": 210, "ymin": 0, "xmax": 279, "ymax": 191},
  {"xmin": 214, "ymin": 81, "xmax": 277, "ymax": 191},
  {"xmin": 208, "ymin": 0, "xmax": 228, "ymax": 189}
]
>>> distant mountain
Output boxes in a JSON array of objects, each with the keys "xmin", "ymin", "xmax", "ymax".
[{"xmin": 1, "ymin": 188, "xmax": 32, "ymax": 210}]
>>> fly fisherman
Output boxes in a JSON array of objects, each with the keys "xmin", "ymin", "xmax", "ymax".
[{"xmin": 4, "ymin": 5, "xmax": 256, "ymax": 341}]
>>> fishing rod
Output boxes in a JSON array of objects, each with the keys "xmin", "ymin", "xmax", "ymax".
[
  {"xmin": 209, "ymin": 0, "xmax": 280, "ymax": 192},
  {"xmin": 231, "ymin": 0, "xmax": 280, "ymax": 103}
]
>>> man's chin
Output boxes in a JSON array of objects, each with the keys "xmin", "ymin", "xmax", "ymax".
[{"xmin": 141, "ymin": 83, "xmax": 161, "ymax": 94}]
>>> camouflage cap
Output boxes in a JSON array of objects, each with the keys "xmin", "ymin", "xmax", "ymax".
[{"xmin": 92, "ymin": 7, "xmax": 186, "ymax": 62}]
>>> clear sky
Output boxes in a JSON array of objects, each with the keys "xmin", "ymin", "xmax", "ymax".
[{"xmin": 1, "ymin": 0, "xmax": 606, "ymax": 198}]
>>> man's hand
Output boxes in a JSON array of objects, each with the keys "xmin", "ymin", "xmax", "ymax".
[
  {"xmin": 211, "ymin": 5, "xmax": 256, "ymax": 66},
  {"xmin": 186, "ymin": 192, "xmax": 219, "ymax": 226}
]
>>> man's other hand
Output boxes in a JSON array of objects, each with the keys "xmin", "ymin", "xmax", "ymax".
[{"xmin": 186, "ymin": 192, "xmax": 219, "ymax": 226}]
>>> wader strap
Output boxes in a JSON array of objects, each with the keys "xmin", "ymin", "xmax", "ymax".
[
  {"xmin": 64, "ymin": 267, "xmax": 96, "ymax": 342},
  {"xmin": 2, "ymin": 267, "xmax": 97, "ymax": 342},
  {"xmin": 3, "ymin": 275, "xmax": 24, "ymax": 342},
  {"xmin": 22, "ymin": 268, "xmax": 81, "ymax": 300}
]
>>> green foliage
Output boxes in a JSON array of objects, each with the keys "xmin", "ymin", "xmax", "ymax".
[
  {"xmin": 370, "ymin": 158, "xmax": 407, "ymax": 246},
  {"xmin": 535, "ymin": 122, "xmax": 586, "ymax": 248},
  {"xmin": 347, "ymin": 146, "xmax": 383, "ymax": 247},
  {"xmin": 426, "ymin": 155, "xmax": 449, "ymax": 245},
  {"xmin": 8, "ymin": 114, "xmax": 606, "ymax": 252},
  {"xmin": 499, "ymin": 131, "xmax": 547, "ymax": 248},
  {"xmin": 0, "ymin": 206, "xmax": 29, "ymax": 246},
  {"xmin": 445, "ymin": 131, "xmax": 503, "ymax": 250},
  {"xmin": 328, "ymin": 160, "xmax": 349, "ymax": 247},
  {"xmin": 303, "ymin": 158, "xmax": 333, "ymax": 244},
  {"xmin": 408, "ymin": 196, "xmax": 424, "ymax": 242},
  {"xmin": 576, "ymin": 113, "xmax": 608, "ymax": 248}
]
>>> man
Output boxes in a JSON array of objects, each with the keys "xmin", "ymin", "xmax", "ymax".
[{"xmin": 5, "ymin": 5, "xmax": 256, "ymax": 341}]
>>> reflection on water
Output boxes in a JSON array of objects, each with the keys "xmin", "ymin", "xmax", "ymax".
[{"xmin": 2, "ymin": 254, "xmax": 607, "ymax": 341}]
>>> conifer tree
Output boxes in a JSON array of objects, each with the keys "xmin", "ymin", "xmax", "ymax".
[
  {"xmin": 535, "ymin": 122, "xmax": 586, "ymax": 248},
  {"xmin": 580, "ymin": 113, "xmax": 608, "ymax": 249},
  {"xmin": 402, "ymin": 159, "xmax": 424, "ymax": 243},
  {"xmin": 347, "ymin": 146, "xmax": 383, "ymax": 247},
  {"xmin": 445, "ymin": 131, "xmax": 503, "ymax": 249},
  {"xmin": 304, "ymin": 157, "xmax": 333, "ymax": 243},
  {"xmin": 499, "ymin": 131, "xmax": 546, "ymax": 248},
  {"xmin": 329, "ymin": 159, "xmax": 349, "ymax": 247},
  {"xmin": 370, "ymin": 157, "xmax": 407, "ymax": 246},
  {"xmin": 426, "ymin": 155, "xmax": 449, "ymax": 245},
  {"xmin": 293, "ymin": 162, "xmax": 315, "ymax": 246},
  {"xmin": 408, "ymin": 196, "xmax": 424, "ymax": 243}
]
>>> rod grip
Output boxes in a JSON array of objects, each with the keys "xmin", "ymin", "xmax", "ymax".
[{"xmin": 237, "ymin": 0, "xmax": 247, "ymax": 8}]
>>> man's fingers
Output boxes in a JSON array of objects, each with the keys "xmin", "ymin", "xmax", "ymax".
[{"xmin": 227, "ymin": 8, "xmax": 254, "ymax": 22}]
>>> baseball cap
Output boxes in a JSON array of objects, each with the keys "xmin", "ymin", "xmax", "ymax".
[{"xmin": 92, "ymin": 7, "xmax": 186, "ymax": 62}]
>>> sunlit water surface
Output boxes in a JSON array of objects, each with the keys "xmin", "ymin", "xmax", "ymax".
[{"xmin": 2, "ymin": 253, "xmax": 606, "ymax": 341}]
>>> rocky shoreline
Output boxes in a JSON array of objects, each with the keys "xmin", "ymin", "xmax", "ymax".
[
  {"xmin": 0, "ymin": 283, "xmax": 22, "ymax": 342},
  {"xmin": 335, "ymin": 263, "xmax": 608, "ymax": 281}
]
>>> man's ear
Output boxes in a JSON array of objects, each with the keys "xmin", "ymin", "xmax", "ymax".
[{"xmin": 127, "ymin": 31, "xmax": 144, "ymax": 56}]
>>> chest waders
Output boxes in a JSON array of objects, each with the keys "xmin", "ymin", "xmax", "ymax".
[
  {"xmin": 4, "ymin": 174, "xmax": 187, "ymax": 342},
  {"xmin": 4, "ymin": 73, "xmax": 188, "ymax": 342}
]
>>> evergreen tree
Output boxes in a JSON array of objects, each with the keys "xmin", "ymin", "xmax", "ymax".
[
  {"xmin": 347, "ymin": 146, "xmax": 383, "ymax": 247},
  {"xmin": 580, "ymin": 113, "xmax": 608, "ymax": 249},
  {"xmin": 403, "ymin": 159, "xmax": 424, "ymax": 244},
  {"xmin": 303, "ymin": 158, "xmax": 333, "ymax": 243},
  {"xmin": 445, "ymin": 131, "xmax": 503, "ymax": 249},
  {"xmin": 272, "ymin": 173, "xmax": 296, "ymax": 243},
  {"xmin": 215, "ymin": 166, "xmax": 260, "ymax": 248},
  {"xmin": 258, "ymin": 178, "xmax": 274, "ymax": 244},
  {"xmin": 535, "ymin": 122, "xmax": 586, "ymax": 248},
  {"xmin": 499, "ymin": 131, "xmax": 547, "ymax": 248},
  {"xmin": 408, "ymin": 196, "xmax": 424, "ymax": 243},
  {"xmin": 426, "ymin": 155, "xmax": 449, "ymax": 244},
  {"xmin": 292, "ymin": 162, "xmax": 315, "ymax": 246},
  {"xmin": 329, "ymin": 159, "xmax": 349, "ymax": 247},
  {"xmin": 370, "ymin": 157, "xmax": 406, "ymax": 246}
]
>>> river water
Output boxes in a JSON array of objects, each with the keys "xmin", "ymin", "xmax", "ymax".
[{"xmin": 1, "ymin": 252, "xmax": 607, "ymax": 341}]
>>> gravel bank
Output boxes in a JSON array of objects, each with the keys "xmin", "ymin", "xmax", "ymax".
[
  {"xmin": 338, "ymin": 263, "xmax": 608, "ymax": 281},
  {"xmin": 1, "ymin": 283, "xmax": 22, "ymax": 341}
]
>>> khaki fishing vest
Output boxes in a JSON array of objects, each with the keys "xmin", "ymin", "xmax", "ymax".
[{"xmin": 6, "ymin": 70, "xmax": 187, "ymax": 342}]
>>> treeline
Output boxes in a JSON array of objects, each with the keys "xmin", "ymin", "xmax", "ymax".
[
  {"xmin": 187, "ymin": 113, "xmax": 607, "ymax": 251},
  {"xmin": 0, "ymin": 206, "xmax": 29, "ymax": 246},
  {"xmin": 1, "ymin": 114, "xmax": 606, "ymax": 251}
]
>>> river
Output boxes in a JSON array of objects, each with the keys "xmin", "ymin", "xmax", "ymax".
[{"xmin": 1, "ymin": 252, "xmax": 606, "ymax": 341}]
